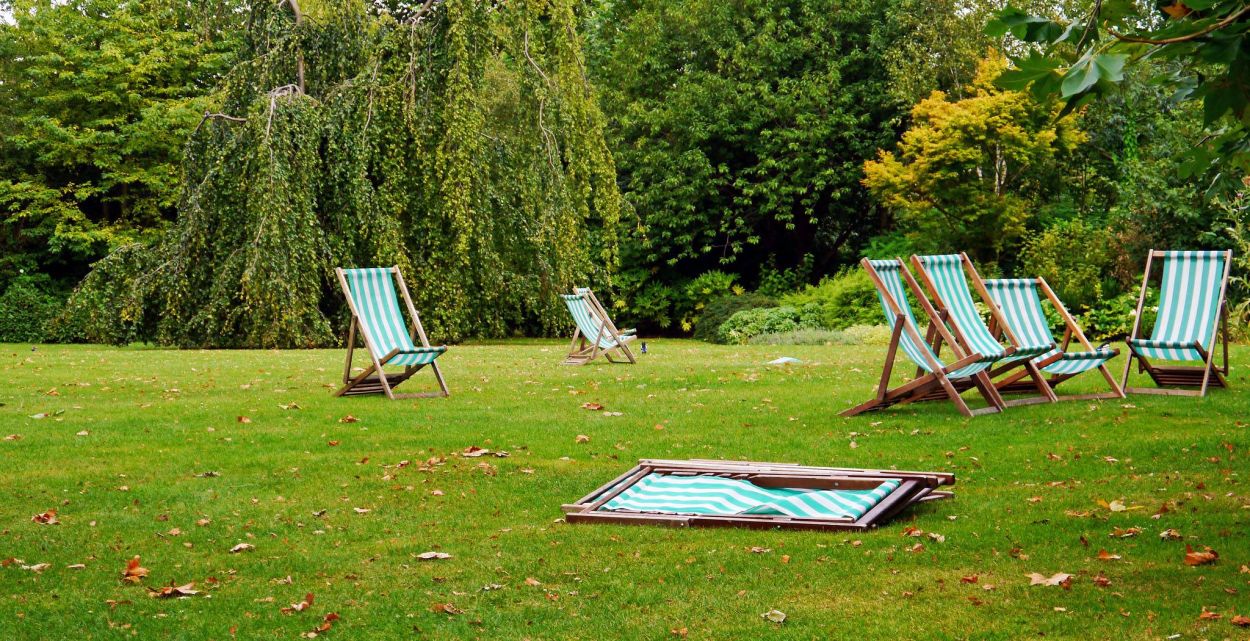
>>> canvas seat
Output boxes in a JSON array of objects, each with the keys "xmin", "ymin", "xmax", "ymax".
[
  {"xmin": 1122, "ymin": 250, "xmax": 1232, "ymax": 396},
  {"xmin": 334, "ymin": 267, "xmax": 449, "ymax": 399},
  {"xmin": 983, "ymin": 277, "xmax": 1123, "ymax": 400},
  {"xmin": 911, "ymin": 253, "xmax": 1057, "ymax": 406}
]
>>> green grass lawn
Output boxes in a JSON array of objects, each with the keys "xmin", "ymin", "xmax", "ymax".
[{"xmin": 2, "ymin": 340, "xmax": 1248, "ymax": 640}]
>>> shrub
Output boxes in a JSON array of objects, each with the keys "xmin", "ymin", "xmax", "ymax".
[
  {"xmin": 749, "ymin": 328, "xmax": 853, "ymax": 345},
  {"xmin": 717, "ymin": 305, "xmax": 823, "ymax": 344},
  {"xmin": 1021, "ymin": 219, "xmax": 1120, "ymax": 312},
  {"xmin": 0, "ymin": 275, "xmax": 65, "ymax": 343},
  {"xmin": 1078, "ymin": 290, "xmax": 1154, "ymax": 341},
  {"xmin": 56, "ymin": 244, "xmax": 157, "ymax": 345},
  {"xmin": 780, "ymin": 268, "xmax": 882, "ymax": 329},
  {"xmin": 694, "ymin": 292, "xmax": 776, "ymax": 342},
  {"xmin": 679, "ymin": 271, "xmax": 740, "ymax": 332}
]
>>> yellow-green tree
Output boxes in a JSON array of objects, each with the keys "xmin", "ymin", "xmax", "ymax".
[{"xmin": 863, "ymin": 55, "xmax": 1084, "ymax": 263}]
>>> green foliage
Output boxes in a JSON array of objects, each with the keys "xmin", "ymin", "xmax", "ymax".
[
  {"xmin": 1020, "ymin": 219, "xmax": 1118, "ymax": 311},
  {"xmin": 0, "ymin": 0, "xmax": 242, "ymax": 288},
  {"xmin": 587, "ymin": 0, "xmax": 911, "ymax": 322},
  {"xmin": 717, "ymin": 305, "xmax": 822, "ymax": 345},
  {"xmin": 68, "ymin": 0, "xmax": 623, "ymax": 347},
  {"xmin": 678, "ymin": 271, "xmax": 740, "ymax": 333},
  {"xmin": 988, "ymin": 0, "xmax": 1250, "ymax": 197},
  {"xmin": 863, "ymin": 55, "xmax": 1084, "ymax": 264},
  {"xmin": 0, "ymin": 275, "xmax": 64, "ymax": 343},
  {"xmin": 55, "ymin": 244, "xmax": 157, "ymax": 345},
  {"xmin": 781, "ymin": 268, "xmax": 886, "ymax": 330},
  {"xmin": 693, "ymin": 292, "xmax": 777, "ymax": 343},
  {"xmin": 1078, "ymin": 290, "xmax": 1154, "ymax": 341}
]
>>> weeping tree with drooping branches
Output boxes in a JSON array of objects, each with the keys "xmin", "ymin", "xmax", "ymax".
[{"xmin": 64, "ymin": 0, "xmax": 622, "ymax": 348}]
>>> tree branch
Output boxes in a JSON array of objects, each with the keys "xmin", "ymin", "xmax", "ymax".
[
  {"xmin": 1108, "ymin": 4, "xmax": 1250, "ymax": 45},
  {"xmin": 194, "ymin": 111, "xmax": 248, "ymax": 135}
]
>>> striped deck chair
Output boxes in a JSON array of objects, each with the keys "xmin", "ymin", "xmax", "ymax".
[
  {"xmin": 561, "ymin": 287, "xmax": 637, "ymax": 365},
  {"xmin": 563, "ymin": 459, "xmax": 956, "ymax": 532},
  {"xmin": 911, "ymin": 253, "xmax": 1058, "ymax": 407},
  {"xmin": 1122, "ymin": 250, "xmax": 1232, "ymax": 396},
  {"xmin": 984, "ymin": 277, "xmax": 1124, "ymax": 401},
  {"xmin": 334, "ymin": 267, "xmax": 449, "ymax": 399},
  {"xmin": 842, "ymin": 258, "xmax": 1004, "ymax": 418}
]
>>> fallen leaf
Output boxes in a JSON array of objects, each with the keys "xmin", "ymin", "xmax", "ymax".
[
  {"xmin": 148, "ymin": 582, "xmax": 198, "ymax": 598},
  {"xmin": 1092, "ymin": 572, "xmax": 1111, "ymax": 587},
  {"xmin": 281, "ymin": 593, "xmax": 315, "ymax": 614},
  {"xmin": 352, "ymin": 508, "xmax": 371, "ymax": 514},
  {"xmin": 524, "ymin": 577, "xmax": 542, "ymax": 586},
  {"xmin": 22, "ymin": 562, "xmax": 51, "ymax": 573},
  {"xmin": 431, "ymin": 602, "xmax": 463, "ymax": 615},
  {"xmin": 575, "ymin": 434, "xmax": 590, "ymax": 443},
  {"xmin": 1198, "ymin": 608, "xmax": 1221, "ymax": 621},
  {"xmin": 237, "ymin": 416, "xmax": 252, "ymax": 423},
  {"xmin": 960, "ymin": 574, "xmax": 979, "ymax": 584},
  {"xmin": 1111, "ymin": 527, "xmax": 1142, "ymax": 538},
  {"xmin": 417, "ymin": 551, "xmax": 452, "ymax": 561},
  {"xmin": 167, "ymin": 528, "xmax": 182, "ymax": 536},
  {"xmin": 122, "ymin": 556, "xmax": 149, "ymax": 583},
  {"xmin": 749, "ymin": 547, "xmax": 771, "ymax": 554},
  {"xmin": 580, "ymin": 403, "xmax": 603, "ymax": 411},
  {"xmin": 1159, "ymin": 529, "xmax": 1182, "ymax": 541},
  {"xmin": 1231, "ymin": 614, "xmax": 1250, "ymax": 627},
  {"xmin": 670, "ymin": 627, "xmax": 688, "ymax": 637},
  {"xmin": 1097, "ymin": 549, "xmax": 1121, "ymax": 561},
  {"xmin": 67, "ymin": 563, "xmax": 86, "ymax": 570},
  {"xmin": 338, "ymin": 415, "xmax": 359, "ymax": 423},
  {"xmin": 279, "ymin": 402, "xmax": 301, "ymax": 410},
  {"xmin": 230, "ymin": 543, "xmax": 255, "ymax": 554},
  {"xmin": 3, "ymin": 434, "xmax": 21, "ymax": 441},
  {"xmin": 462, "ymin": 446, "xmax": 489, "ymax": 457},
  {"xmin": 327, "ymin": 441, "xmax": 340, "ymax": 447},
  {"xmin": 31, "ymin": 509, "xmax": 59, "ymax": 525},
  {"xmin": 196, "ymin": 518, "xmax": 211, "ymax": 527},
  {"xmin": 1184, "ymin": 545, "xmax": 1218, "ymax": 566},
  {"xmin": 761, "ymin": 609, "xmax": 786, "ymax": 624},
  {"xmin": 1026, "ymin": 572, "xmax": 1072, "ymax": 588},
  {"xmin": 311, "ymin": 612, "xmax": 340, "ymax": 634}
]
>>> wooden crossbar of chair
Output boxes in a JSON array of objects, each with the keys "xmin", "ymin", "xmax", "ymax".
[{"xmin": 335, "ymin": 266, "xmax": 450, "ymax": 400}]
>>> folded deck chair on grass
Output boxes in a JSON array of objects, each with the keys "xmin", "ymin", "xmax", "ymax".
[
  {"xmin": 983, "ymin": 277, "xmax": 1124, "ymax": 401},
  {"xmin": 561, "ymin": 287, "xmax": 637, "ymax": 365},
  {"xmin": 911, "ymin": 253, "xmax": 1058, "ymax": 407},
  {"xmin": 563, "ymin": 459, "xmax": 954, "ymax": 532},
  {"xmin": 1122, "ymin": 250, "xmax": 1232, "ymax": 396},
  {"xmin": 334, "ymin": 267, "xmax": 449, "ymax": 400},
  {"xmin": 841, "ymin": 258, "xmax": 1005, "ymax": 418}
]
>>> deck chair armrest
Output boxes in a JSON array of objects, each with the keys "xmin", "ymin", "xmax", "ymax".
[{"xmin": 620, "ymin": 328, "xmax": 637, "ymax": 335}]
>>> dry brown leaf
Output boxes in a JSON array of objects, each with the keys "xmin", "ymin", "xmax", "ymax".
[
  {"xmin": 1026, "ymin": 572, "xmax": 1072, "ymax": 588},
  {"xmin": 237, "ymin": 416, "xmax": 252, "ymax": 424},
  {"xmin": 1110, "ymin": 527, "xmax": 1142, "ymax": 538},
  {"xmin": 524, "ymin": 577, "xmax": 542, "ymax": 586},
  {"xmin": 338, "ymin": 415, "xmax": 359, "ymax": 423},
  {"xmin": 960, "ymin": 574, "xmax": 979, "ymax": 584},
  {"xmin": 431, "ymin": 602, "xmax": 463, "ymax": 615},
  {"xmin": 1184, "ymin": 545, "xmax": 1218, "ymax": 566},
  {"xmin": 352, "ymin": 508, "xmax": 371, "ymax": 514},
  {"xmin": 580, "ymin": 403, "xmax": 603, "ymax": 411},
  {"xmin": 327, "ymin": 440, "xmax": 340, "ymax": 447},
  {"xmin": 1092, "ymin": 572, "xmax": 1111, "ymax": 587},
  {"xmin": 1159, "ymin": 528, "xmax": 1181, "ymax": 541},
  {"xmin": 3, "ymin": 434, "xmax": 21, "ymax": 441},
  {"xmin": 1231, "ymin": 614, "xmax": 1250, "ymax": 627},
  {"xmin": 417, "ymin": 551, "xmax": 452, "ymax": 561},
  {"xmin": 122, "ymin": 556, "xmax": 149, "ymax": 584},
  {"xmin": 23, "ymin": 562, "xmax": 51, "ymax": 572},
  {"xmin": 1198, "ymin": 608, "xmax": 1221, "ymax": 621},
  {"xmin": 575, "ymin": 434, "xmax": 591, "ymax": 443},
  {"xmin": 281, "ymin": 593, "xmax": 315, "ymax": 614},
  {"xmin": 148, "ymin": 582, "xmax": 198, "ymax": 598},
  {"xmin": 230, "ymin": 543, "xmax": 255, "ymax": 554},
  {"xmin": 1097, "ymin": 549, "xmax": 1122, "ymax": 561},
  {"xmin": 749, "ymin": 546, "xmax": 771, "ymax": 554},
  {"xmin": 31, "ymin": 509, "xmax": 59, "ymax": 525}
]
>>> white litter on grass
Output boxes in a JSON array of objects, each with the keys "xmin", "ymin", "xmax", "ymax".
[{"xmin": 767, "ymin": 357, "xmax": 801, "ymax": 366}]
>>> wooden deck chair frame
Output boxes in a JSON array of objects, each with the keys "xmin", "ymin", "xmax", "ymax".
[
  {"xmin": 1121, "ymin": 250, "xmax": 1232, "ymax": 397},
  {"xmin": 985, "ymin": 277, "xmax": 1125, "ymax": 401},
  {"xmin": 563, "ymin": 459, "xmax": 955, "ymax": 532},
  {"xmin": 335, "ymin": 267, "xmax": 450, "ymax": 400},
  {"xmin": 910, "ymin": 253, "xmax": 1058, "ymax": 408},
  {"xmin": 842, "ymin": 258, "xmax": 1005, "ymax": 418},
  {"xmin": 563, "ymin": 287, "xmax": 637, "ymax": 365}
]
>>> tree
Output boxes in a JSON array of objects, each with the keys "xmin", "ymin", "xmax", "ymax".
[
  {"xmin": 65, "ymin": 0, "xmax": 623, "ymax": 347},
  {"xmin": 0, "ymin": 0, "xmax": 243, "ymax": 289},
  {"xmin": 862, "ymin": 56, "xmax": 1084, "ymax": 263}
]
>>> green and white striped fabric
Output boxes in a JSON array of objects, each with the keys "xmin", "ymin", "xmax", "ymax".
[
  {"xmin": 600, "ymin": 473, "xmax": 902, "ymax": 520},
  {"xmin": 1129, "ymin": 251, "xmax": 1228, "ymax": 361},
  {"xmin": 343, "ymin": 268, "xmax": 446, "ymax": 367},
  {"xmin": 915, "ymin": 255, "xmax": 1053, "ymax": 364},
  {"xmin": 867, "ymin": 259, "xmax": 991, "ymax": 379},
  {"xmin": 984, "ymin": 279, "xmax": 1115, "ymax": 376},
  {"xmin": 562, "ymin": 293, "xmax": 619, "ymax": 349}
]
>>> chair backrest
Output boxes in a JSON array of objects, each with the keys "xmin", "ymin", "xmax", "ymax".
[
  {"xmin": 562, "ymin": 292, "xmax": 616, "ymax": 348},
  {"xmin": 913, "ymin": 254, "xmax": 1010, "ymax": 357},
  {"xmin": 1150, "ymin": 250, "xmax": 1229, "ymax": 347},
  {"xmin": 983, "ymin": 279, "xmax": 1057, "ymax": 350},
  {"xmin": 341, "ymin": 267, "xmax": 417, "ymax": 359},
  {"xmin": 864, "ymin": 259, "xmax": 942, "ymax": 373}
]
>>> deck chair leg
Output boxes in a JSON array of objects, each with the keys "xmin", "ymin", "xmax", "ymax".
[
  {"xmin": 431, "ymin": 361, "xmax": 450, "ymax": 397},
  {"xmin": 1025, "ymin": 361, "xmax": 1058, "ymax": 403},
  {"xmin": 973, "ymin": 371, "xmax": 1006, "ymax": 410},
  {"xmin": 341, "ymin": 320, "xmax": 358, "ymax": 384}
]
